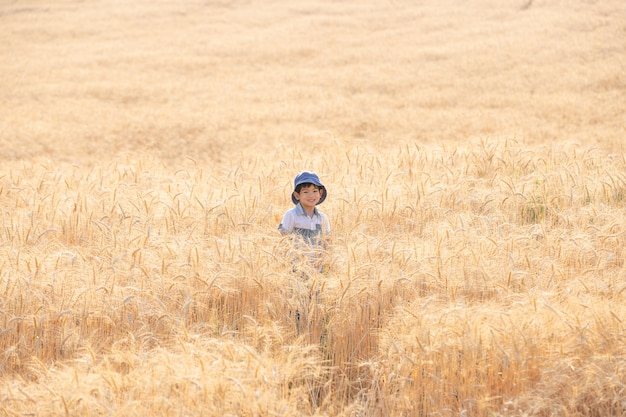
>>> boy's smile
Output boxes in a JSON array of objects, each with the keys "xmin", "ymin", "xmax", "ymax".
[{"xmin": 293, "ymin": 184, "xmax": 323, "ymax": 215}]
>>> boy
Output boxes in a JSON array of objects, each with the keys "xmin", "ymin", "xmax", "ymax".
[
  {"xmin": 279, "ymin": 171, "xmax": 330, "ymax": 335},
  {"xmin": 278, "ymin": 171, "xmax": 331, "ymax": 271}
]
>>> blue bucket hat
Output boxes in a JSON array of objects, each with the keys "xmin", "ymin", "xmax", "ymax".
[{"xmin": 291, "ymin": 171, "xmax": 327, "ymax": 205}]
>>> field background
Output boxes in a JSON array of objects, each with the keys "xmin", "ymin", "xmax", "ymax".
[{"xmin": 1, "ymin": 0, "xmax": 625, "ymax": 416}]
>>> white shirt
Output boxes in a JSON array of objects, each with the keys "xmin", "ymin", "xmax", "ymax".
[{"xmin": 279, "ymin": 203, "xmax": 330, "ymax": 246}]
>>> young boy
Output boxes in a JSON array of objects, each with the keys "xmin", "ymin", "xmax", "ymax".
[
  {"xmin": 278, "ymin": 171, "xmax": 331, "ymax": 271},
  {"xmin": 279, "ymin": 171, "xmax": 330, "ymax": 335}
]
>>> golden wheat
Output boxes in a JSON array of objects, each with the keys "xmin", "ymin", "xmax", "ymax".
[
  {"xmin": 3, "ymin": 139, "xmax": 626, "ymax": 415},
  {"xmin": 1, "ymin": 0, "xmax": 626, "ymax": 415}
]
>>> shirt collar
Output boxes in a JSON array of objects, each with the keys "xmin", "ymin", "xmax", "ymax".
[{"xmin": 295, "ymin": 202, "xmax": 319, "ymax": 217}]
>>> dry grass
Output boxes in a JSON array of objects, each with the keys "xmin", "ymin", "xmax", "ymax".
[{"xmin": 1, "ymin": 0, "xmax": 626, "ymax": 416}]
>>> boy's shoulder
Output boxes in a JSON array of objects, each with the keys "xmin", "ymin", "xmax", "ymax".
[
  {"xmin": 282, "ymin": 204, "xmax": 328, "ymax": 219},
  {"xmin": 283, "ymin": 205, "xmax": 300, "ymax": 215}
]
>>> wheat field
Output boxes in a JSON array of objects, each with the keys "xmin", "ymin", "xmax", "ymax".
[{"xmin": 1, "ymin": 0, "xmax": 625, "ymax": 415}]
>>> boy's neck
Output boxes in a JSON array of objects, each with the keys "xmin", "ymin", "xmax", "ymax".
[{"xmin": 299, "ymin": 203, "xmax": 316, "ymax": 217}]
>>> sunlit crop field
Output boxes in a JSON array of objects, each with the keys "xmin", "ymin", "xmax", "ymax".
[{"xmin": 1, "ymin": 0, "xmax": 625, "ymax": 416}]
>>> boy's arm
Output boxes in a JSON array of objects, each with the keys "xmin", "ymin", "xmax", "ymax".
[
  {"xmin": 322, "ymin": 213, "xmax": 331, "ymax": 238},
  {"xmin": 320, "ymin": 213, "xmax": 332, "ymax": 273},
  {"xmin": 278, "ymin": 210, "xmax": 294, "ymax": 235}
]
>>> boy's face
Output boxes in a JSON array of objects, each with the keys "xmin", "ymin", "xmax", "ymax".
[{"xmin": 293, "ymin": 184, "xmax": 323, "ymax": 210}]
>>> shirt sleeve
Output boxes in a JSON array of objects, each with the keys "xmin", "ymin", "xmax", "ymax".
[
  {"xmin": 321, "ymin": 213, "xmax": 331, "ymax": 235},
  {"xmin": 278, "ymin": 209, "xmax": 295, "ymax": 234}
]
